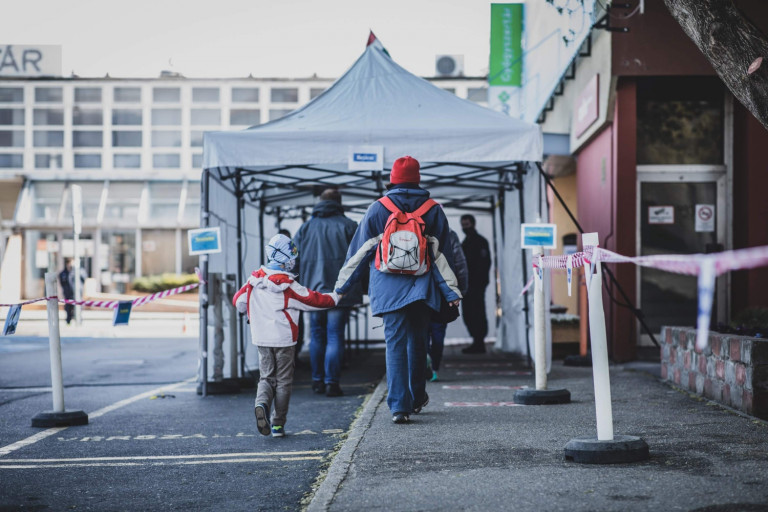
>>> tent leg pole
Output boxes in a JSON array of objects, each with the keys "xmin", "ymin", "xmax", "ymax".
[
  {"xmin": 519, "ymin": 181, "xmax": 531, "ymax": 368},
  {"xmin": 200, "ymin": 171, "xmax": 210, "ymax": 397},
  {"xmin": 235, "ymin": 174, "xmax": 246, "ymax": 378}
]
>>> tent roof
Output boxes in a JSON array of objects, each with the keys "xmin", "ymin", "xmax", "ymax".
[{"xmin": 203, "ymin": 45, "xmax": 542, "ymax": 170}]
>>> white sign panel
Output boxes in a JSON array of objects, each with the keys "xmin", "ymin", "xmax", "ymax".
[
  {"xmin": 348, "ymin": 145, "xmax": 383, "ymax": 171},
  {"xmin": 0, "ymin": 45, "xmax": 62, "ymax": 77},
  {"xmin": 648, "ymin": 206, "xmax": 674, "ymax": 225},
  {"xmin": 520, "ymin": 223, "xmax": 557, "ymax": 249},
  {"xmin": 695, "ymin": 204, "xmax": 715, "ymax": 232}
]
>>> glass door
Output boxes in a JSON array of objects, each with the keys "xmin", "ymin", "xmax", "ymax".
[{"xmin": 637, "ymin": 171, "xmax": 726, "ymax": 345}]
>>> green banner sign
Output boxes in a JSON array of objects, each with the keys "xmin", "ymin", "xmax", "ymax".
[{"xmin": 490, "ymin": 3, "xmax": 523, "ymax": 87}]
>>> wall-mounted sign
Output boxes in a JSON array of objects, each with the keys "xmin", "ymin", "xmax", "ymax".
[
  {"xmin": 521, "ymin": 223, "xmax": 557, "ymax": 249},
  {"xmin": 648, "ymin": 206, "xmax": 674, "ymax": 225},
  {"xmin": 0, "ymin": 45, "xmax": 62, "ymax": 77},
  {"xmin": 695, "ymin": 204, "xmax": 715, "ymax": 232},
  {"xmin": 188, "ymin": 227, "xmax": 222, "ymax": 256},
  {"xmin": 574, "ymin": 74, "xmax": 599, "ymax": 137},
  {"xmin": 348, "ymin": 145, "xmax": 383, "ymax": 171}
]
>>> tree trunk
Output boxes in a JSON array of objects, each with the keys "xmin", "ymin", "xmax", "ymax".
[{"xmin": 664, "ymin": 0, "xmax": 768, "ymax": 130}]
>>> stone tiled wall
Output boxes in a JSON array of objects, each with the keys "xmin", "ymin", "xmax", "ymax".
[{"xmin": 660, "ymin": 326, "xmax": 768, "ymax": 420}]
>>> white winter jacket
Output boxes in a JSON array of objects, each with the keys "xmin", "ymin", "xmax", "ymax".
[{"xmin": 232, "ymin": 266, "xmax": 339, "ymax": 347}]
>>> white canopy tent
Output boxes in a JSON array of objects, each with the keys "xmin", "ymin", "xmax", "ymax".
[{"xmin": 200, "ymin": 44, "xmax": 550, "ymax": 389}]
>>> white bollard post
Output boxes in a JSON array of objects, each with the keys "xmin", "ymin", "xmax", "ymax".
[
  {"xmin": 582, "ymin": 232, "xmax": 614, "ymax": 441},
  {"xmin": 31, "ymin": 273, "xmax": 88, "ymax": 427},
  {"xmin": 533, "ymin": 246, "xmax": 547, "ymax": 391},
  {"xmin": 45, "ymin": 272, "xmax": 65, "ymax": 413}
]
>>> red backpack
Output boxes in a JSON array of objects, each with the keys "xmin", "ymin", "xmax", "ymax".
[{"xmin": 375, "ymin": 196, "xmax": 438, "ymax": 275}]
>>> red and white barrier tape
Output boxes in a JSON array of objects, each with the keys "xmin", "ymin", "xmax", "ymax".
[
  {"xmin": 524, "ymin": 244, "xmax": 768, "ymax": 351},
  {"xmin": 0, "ymin": 296, "xmax": 57, "ymax": 307}
]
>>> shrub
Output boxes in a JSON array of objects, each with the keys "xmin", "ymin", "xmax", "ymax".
[{"xmin": 132, "ymin": 273, "xmax": 199, "ymax": 293}]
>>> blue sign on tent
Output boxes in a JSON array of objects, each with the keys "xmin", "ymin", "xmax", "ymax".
[
  {"xmin": 188, "ymin": 227, "xmax": 222, "ymax": 256},
  {"xmin": 521, "ymin": 223, "xmax": 558, "ymax": 249}
]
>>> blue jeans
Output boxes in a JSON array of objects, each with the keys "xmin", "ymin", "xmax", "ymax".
[
  {"xmin": 428, "ymin": 322, "xmax": 447, "ymax": 371},
  {"xmin": 382, "ymin": 302, "xmax": 431, "ymax": 414},
  {"xmin": 310, "ymin": 308, "xmax": 349, "ymax": 384}
]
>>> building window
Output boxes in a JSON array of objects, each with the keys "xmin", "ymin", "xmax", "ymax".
[
  {"xmin": 442, "ymin": 88, "xmax": 456, "ymax": 94},
  {"xmin": 637, "ymin": 77, "xmax": 724, "ymax": 165},
  {"xmin": 33, "ymin": 131, "xmax": 64, "ymax": 147},
  {"xmin": 74, "ymin": 154, "xmax": 101, "ymax": 168},
  {"xmin": 35, "ymin": 154, "xmax": 63, "ymax": 169},
  {"xmin": 114, "ymin": 87, "xmax": 141, "ymax": 103},
  {"xmin": 0, "ymin": 109, "xmax": 24, "ymax": 125},
  {"xmin": 73, "ymin": 131, "xmax": 103, "ymax": 147},
  {"xmin": 153, "ymin": 153, "xmax": 180, "ymax": 168},
  {"xmin": 232, "ymin": 87, "xmax": 259, "ymax": 102},
  {"xmin": 151, "ymin": 130, "xmax": 182, "ymax": 147},
  {"xmin": 192, "ymin": 87, "xmax": 220, "ymax": 102},
  {"xmin": 0, "ymin": 87, "xmax": 23, "ymax": 103},
  {"xmin": 190, "ymin": 109, "xmax": 220, "ymax": 126},
  {"xmin": 0, "ymin": 154, "xmax": 23, "ymax": 167},
  {"xmin": 467, "ymin": 87, "xmax": 487, "ymax": 102},
  {"xmin": 114, "ymin": 154, "xmax": 141, "ymax": 168},
  {"xmin": 35, "ymin": 87, "xmax": 63, "ymax": 103},
  {"xmin": 192, "ymin": 153, "xmax": 203, "ymax": 168},
  {"xmin": 112, "ymin": 109, "xmax": 142, "ymax": 125},
  {"xmin": 33, "ymin": 108, "xmax": 64, "ymax": 125},
  {"xmin": 73, "ymin": 108, "xmax": 103, "ymax": 125},
  {"xmin": 230, "ymin": 109, "xmax": 260, "ymax": 126},
  {"xmin": 271, "ymin": 88, "xmax": 298, "ymax": 103},
  {"xmin": 310, "ymin": 88, "xmax": 325, "ymax": 100},
  {"xmin": 0, "ymin": 130, "xmax": 24, "ymax": 147},
  {"xmin": 190, "ymin": 130, "xmax": 204, "ymax": 147},
  {"xmin": 152, "ymin": 108, "xmax": 181, "ymax": 125},
  {"xmin": 153, "ymin": 88, "xmax": 180, "ymax": 103},
  {"xmin": 112, "ymin": 130, "xmax": 142, "ymax": 147},
  {"xmin": 75, "ymin": 87, "xmax": 102, "ymax": 103},
  {"xmin": 269, "ymin": 109, "xmax": 292, "ymax": 121}
]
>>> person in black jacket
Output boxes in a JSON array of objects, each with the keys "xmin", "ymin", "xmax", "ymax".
[
  {"xmin": 293, "ymin": 189, "xmax": 362, "ymax": 397},
  {"xmin": 460, "ymin": 214, "xmax": 491, "ymax": 354}
]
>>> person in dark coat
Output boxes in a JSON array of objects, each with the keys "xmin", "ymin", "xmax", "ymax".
[
  {"xmin": 59, "ymin": 258, "xmax": 85, "ymax": 325},
  {"xmin": 460, "ymin": 214, "xmax": 491, "ymax": 354},
  {"xmin": 293, "ymin": 189, "xmax": 362, "ymax": 397}
]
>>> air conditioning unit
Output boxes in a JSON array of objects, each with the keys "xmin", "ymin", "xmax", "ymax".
[{"xmin": 435, "ymin": 55, "xmax": 464, "ymax": 77}]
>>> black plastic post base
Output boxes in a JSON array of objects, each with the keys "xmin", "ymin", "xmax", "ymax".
[
  {"xmin": 31, "ymin": 410, "xmax": 88, "ymax": 428},
  {"xmin": 196, "ymin": 380, "xmax": 241, "ymax": 395},
  {"xmin": 564, "ymin": 434, "xmax": 649, "ymax": 464},
  {"xmin": 564, "ymin": 354, "xmax": 592, "ymax": 367},
  {"xmin": 513, "ymin": 388, "xmax": 571, "ymax": 405},
  {"xmin": 226, "ymin": 377, "xmax": 256, "ymax": 389}
]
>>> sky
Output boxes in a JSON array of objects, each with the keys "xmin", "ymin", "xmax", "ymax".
[{"xmin": 1, "ymin": 0, "xmax": 507, "ymax": 79}]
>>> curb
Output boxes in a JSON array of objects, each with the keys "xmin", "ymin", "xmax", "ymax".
[{"xmin": 306, "ymin": 378, "xmax": 387, "ymax": 512}]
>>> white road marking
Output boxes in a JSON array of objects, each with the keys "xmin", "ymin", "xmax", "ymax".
[
  {"xmin": 444, "ymin": 401, "xmax": 525, "ymax": 407},
  {"xmin": 0, "ymin": 377, "xmax": 195, "ymax": 457},
  {"xmin": 455, "ymin": 371, "xmax": 531, "ymax": 376},
  {"xmin": 444, "ymin": 363, "xmax": 522, "ymax": 368},
  {"xmin": 442, "ymin": 385, "xmax": 526, "ymax": 390},
  {"xmin": 1, "ymin": 450, "xmax": 325, "ymax": 463}
]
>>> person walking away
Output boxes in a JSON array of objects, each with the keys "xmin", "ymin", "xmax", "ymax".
[
  {"xmin": 427, "ymin": 228, "xmax": 469, "ymax": 381},
  {"xmin": 233, "ymin": 234, "xmax": 340, "ymax": 438},
  {"xmin": 335, "ymin": 156, "xmax": 462, "ymax": 424},
  {"xmin": 293, "ymin": 188, "xmax": 362, "ymax": 397},
  {"xmin": 59, "ymin": 258, "xmax": 86, "ymax": 325},
  {"xmin": 460, "ymin": 214, "xmax": 491, "ymax": 354}
]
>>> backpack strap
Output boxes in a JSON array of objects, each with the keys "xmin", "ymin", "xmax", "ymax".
[
  {"xmin": 412, "ymin": 199, "xmax": 438, "ymax": 217},
  {"xmin": 377, "ymin": 196, "xmax": 399, "ymax": 213}
]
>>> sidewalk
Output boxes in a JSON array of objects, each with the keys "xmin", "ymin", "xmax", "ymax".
[{"xmin": 308, "ymin": 345, "xmax": 768, "ymax": 512}]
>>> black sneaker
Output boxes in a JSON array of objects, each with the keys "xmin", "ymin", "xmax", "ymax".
[
  {"xmin": 254, "ymin": 402, "xmax": 271, "ymax": 436},
  {"xmin": 413, "ymin": 393, "xmax": 429, "ymax": 414},
  {"xmin": 392, "ymin": 413, "xmax": 410, "ymax": 424},
  {"xmin": 312, "ymin": 381, "xmax": 326, "ymax": 394},
  {"xmin": 326, "ymin": 383, "xmax": 344, "ymax": 397}
]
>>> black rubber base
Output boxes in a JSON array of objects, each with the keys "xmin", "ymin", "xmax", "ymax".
[
  {"xmin": 564, "ymin": 354, "xmax": 592, "ymax": 367},
  {"xmin": 226, "ymin": 376, "xmax": 256, "ymax": 389},
  {"xmin": 196, "ymin": 380, "xmax": 241, "ymax": 395},
  {"xmin": 31, "ymin": 410, "xmax": 89, "ymax": 428},
  {"xmin": 564, "ymin": 434, "xmax": 650, "ymax": 464},
  {"xmin": 513, "ymin": 388, "xmax": 571, "ymax": 405}
]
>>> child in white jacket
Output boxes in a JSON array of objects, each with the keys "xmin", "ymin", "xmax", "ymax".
[{"xmin": 233, "ymin": 234, "xmax": 340, "ymax": 437}]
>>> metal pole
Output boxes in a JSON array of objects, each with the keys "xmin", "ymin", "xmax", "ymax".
[
  {"xmin": 200, "ymin": 171, "xmax": 210, "ymax": 396},
  {"xmin": 235, "ymin": 173, "xmax": 246, "ymax": 378},
  {"xmin": 74, "ymin": 234, "xmax": 81, "ymax": 326},
  {"xmin": 518, "ymin": 182, "xmax": 531, "ymax": 367},
  {"xmin": 44, "ymin": 273, "xmax": 65, "ymax": 413}
]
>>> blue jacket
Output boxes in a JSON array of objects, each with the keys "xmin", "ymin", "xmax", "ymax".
[
  {"xmin": 334, "ymin": 185, "xmax": 462, "ymax": 316},
  {"xmin": 293, "ymin": 200, "xmax": 363, "ymax": 308}
]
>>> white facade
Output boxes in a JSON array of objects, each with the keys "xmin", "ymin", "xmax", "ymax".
[{"xmin": 0, "ymin": 74, "xmax": 488, "ymax": 299}]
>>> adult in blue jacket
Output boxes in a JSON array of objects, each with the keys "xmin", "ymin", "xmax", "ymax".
[
  {"xmin": 294, "ymin": 189, "xmax": 362, "ymax": 397},
  {"xmin": 335, "ymin": 156, "xmax": 462, "ymax": 424}
]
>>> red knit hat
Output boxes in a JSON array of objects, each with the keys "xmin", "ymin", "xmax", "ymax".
[{"xmin": 390, "ymin": 156, "xmax": 420, "ymax": 185}]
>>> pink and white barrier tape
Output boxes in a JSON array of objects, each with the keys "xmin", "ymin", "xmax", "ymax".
[{"xmin": 524, "ymin": 244, "xmax": 768, "ymax": 351}]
